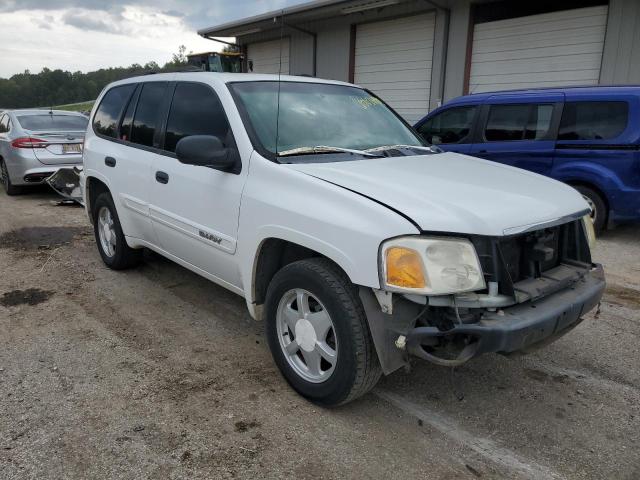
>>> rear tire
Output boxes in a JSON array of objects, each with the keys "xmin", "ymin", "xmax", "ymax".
[
  {"xmin": 574, "ymin": 185, "xmax": 606, "ymax": 233},
  {"xmin": 92, "ymin": 192, "xmax": 142, "ymax": 270},
  {"xmin": 265, "ymin": 258, "xmax": 381, "ymax": 406},
  {"xmin": 1, "ymin": 159, "xmax": 21, "ymax": 196}
]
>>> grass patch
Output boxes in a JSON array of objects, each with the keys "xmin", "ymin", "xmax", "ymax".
[{"xmin": 54, "ymin": 101, "xmax": 95, "ymax": 112}]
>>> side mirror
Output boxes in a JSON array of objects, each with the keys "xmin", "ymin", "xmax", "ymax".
[{"xmin": 175, "ymin": 135, "xmax": 237, "ymax": 172}]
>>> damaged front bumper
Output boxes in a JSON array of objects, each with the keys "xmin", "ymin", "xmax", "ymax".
[
  {"xmin": 360, "ymin": 263, "xmax": 605, "ymax": 374},
  {"xmin": 45, "ymin": 167, "xmax": 84, "ymax": 205}
]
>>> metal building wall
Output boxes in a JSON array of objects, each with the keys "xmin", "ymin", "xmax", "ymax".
[
  {"xmin": 600, "ymin": 0, "xmax": 640, "ymax": 84},
  {"xmin": 442, "ymin": 0, "xmax": 472, "ymax": 103},
  {"xmin": 235, "ymin": 0, "xmax": 640, "ymax": 111},
  {"xmin": 237, "ymin": 0, "xmax": 446, "ymax": 95},
  {"xmin": 316, "ymin": 25, "xmax": 351, "ymax": 81}
]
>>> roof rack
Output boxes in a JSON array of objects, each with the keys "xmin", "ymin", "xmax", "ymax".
[{"xmin": 468, "ymin": 84, "xmax": 640, "ymax": 96}]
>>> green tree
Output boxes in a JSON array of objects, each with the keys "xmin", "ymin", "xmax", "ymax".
[
  {"xmin": 0, "ymin": 47, "xmax": 195, "ymax": 108},
  {"xmin": 169, "ymin": 45, "xmax": 188, "ymax": 66}
]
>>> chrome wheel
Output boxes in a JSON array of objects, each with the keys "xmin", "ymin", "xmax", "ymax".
[
  {"xmin": 276, "ymin": 288, "xmax": 338, "ymax": 383},
  {"xmin": 582, "ymin": 194, "xmax": 597, "ymax": 225},
  {"xmin": 97, "ymin": 206, "xmax": 116, "ymax": 257}
]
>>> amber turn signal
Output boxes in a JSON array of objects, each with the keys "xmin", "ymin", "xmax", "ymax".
[{"xmin": 385, "ymin": 247, "xmax": 426, "ymax": 289}]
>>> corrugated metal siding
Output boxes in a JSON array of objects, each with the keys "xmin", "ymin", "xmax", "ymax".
[
  {"xmin": 316, "ymin": 26, "xmax": 351, "ymax": 81},
  {"xmin": 443, "ymin": 1, "xmax": 472, "ymax": 102},
  {"xmin": 469, "ymin": 6, "xmax": 608, "ymax": 93},
  {"xmin": 238, "ymin": 0, "xmax": 442, "ymax": 85},
  {"xmin": 601, "ymin": 0, "xmax": 640, "ymax": 84},
  {"xmin": 354, "ymin": 13, "xmax": 436, "ymax": 123},
  {"xmin": 247, "ymin": 39, "xmax": 290, "ymax": 74}
]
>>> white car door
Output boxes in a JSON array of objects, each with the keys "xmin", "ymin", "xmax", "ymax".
[
  {"xmin": 86, "ymin": 83, "xmax": 162, "ymax": 243},
  {"xmin": 148, "ymin": 81, "xmax": 248, "ymax": 290}
]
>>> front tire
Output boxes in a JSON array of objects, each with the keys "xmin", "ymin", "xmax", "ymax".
[
  {"xmin": 92, "ymin": 192, "xmax": 142, "ymax": 270},
  {"xmin": 1, "ymin": 159, "xmax": 21, "ymax": 196},
  {"xmin": 265, "ymin": 258, "xmax": 381, "ymax": 406},
  {"xmin": 574, "ymin": 185, "xmax": 606, "ymax": 233}
]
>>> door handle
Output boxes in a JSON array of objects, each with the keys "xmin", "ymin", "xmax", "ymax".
[
  {"xmin": 478, "ymin": 150, "xmax": 488, "ymax": 154},
  {"xmin": 155, "ymin": 171, "xmax": 169, "ymax": 184},
  {"xmin": 105, "ymin": 156, "xmax": 116, "ymax": 167}
]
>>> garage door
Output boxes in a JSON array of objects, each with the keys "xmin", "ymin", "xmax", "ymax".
[
  {"xmin": 354, "ymin": 13, "xmax": 435, "ymax": 123},
  {"xmin": 247, "ymin": 38, "xmax": 290, "ymax": 74},
  {"xmin": 469, "ymin": 6, "xmax": 608, "ymax": 93}
]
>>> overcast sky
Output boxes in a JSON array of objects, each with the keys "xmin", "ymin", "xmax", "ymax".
[{"xmin": 0, "ymin": 0, "xmax": 305, "ymax": 78}]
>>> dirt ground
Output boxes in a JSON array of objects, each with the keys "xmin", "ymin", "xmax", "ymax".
[{"xmin": 0, "ymin": 187, "xmax": 638, "ymax": 480}]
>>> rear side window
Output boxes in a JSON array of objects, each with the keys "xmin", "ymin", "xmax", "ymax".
[
  {"xmin": 484, "ymin": 104, "xmax": 553, "ymax": 141},
  {"xmin": 164, "ymin": 82, "xmax": 231, "ymax": 153},
  {"xmin": 130, "ymin": 82, "xmax": 167, "ymax": 148},
  {"xmin": 18, "ymin": 115, "xmax": 88, "ymax": 132},
  {"xmin": 93, "ymin": 84, "xmax": 136, "ymax": 138},
  {"xmin": 0, "ymin": 115, "xmax": 8, "ymax": 133},
  {"xmin": 558, "ymin": 101, "xmax": 628, "ymax": 141},
  {"xmin": 119, "ymin": 86, "xmax": 140, "ymax": 142},
  {"xmin": 417, "ymin": 106, "xmax": 476, "ymax": 144}
]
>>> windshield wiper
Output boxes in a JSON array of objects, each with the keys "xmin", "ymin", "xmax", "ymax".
[
  {"xmin": 365, "ymin": 144, "xmax": 441, "ymax": 154},
  {"xmin": 278, "ymin": 145, "xmax": 383, "ymax": 157}
]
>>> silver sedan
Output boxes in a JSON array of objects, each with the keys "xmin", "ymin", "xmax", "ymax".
[{"xmin": 0, "ymin": 109, "xmax": 88, "ymax": 195}]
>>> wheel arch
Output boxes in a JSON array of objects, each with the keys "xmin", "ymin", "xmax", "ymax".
[
  {"xmin": 247, "ymin": 235, "xmax": 359, "ymax": 320},
  {"xmin": 85, "ymin": 174, "xmax": 111, "ymax": 223},
  {"xmin": 565, "ymin": 179, "xmax": 610, "ymax": 223}
]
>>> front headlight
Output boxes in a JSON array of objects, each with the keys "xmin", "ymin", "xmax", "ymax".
[
  {"xmin": 381, "ymin": 236, "xmax": 486, "ymax": 295},
  {"xmin": 582, "ymin": 214, "xmax": 597, "ymax": 250}
]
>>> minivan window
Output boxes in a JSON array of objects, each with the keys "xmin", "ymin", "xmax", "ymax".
[
  {"xmin": 130, "ymin": 82, "xmax": 167, "ymax": 148},
  {"xmin": 525, "ymin": 105, "xmax": 553, "ymax": 140},
  {"xmin": 485, "ymin": 104, "xmax": 553, "ymax": 141},
  {"xmin": 93, "ymin": 84, "xmax": 136, "ymax": 138},
  {"xmin": 164, "ymin": 82, "xmax": 231, "ymax": 153},
  {"xmin": 558, "ymin": 101, "xmax": 628, "ymax": 141},
  {"xmin": 417, "ymin": 106, "xmax": 476, "ymax": 144},
  {"xmin": 18, "ymin": 114, "xmax": 88, "ymax": 132}
]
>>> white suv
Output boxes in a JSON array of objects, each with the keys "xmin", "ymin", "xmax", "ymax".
[{"xmin": 82, "ymin": 73, "xmax": 605, "ymax": 406}]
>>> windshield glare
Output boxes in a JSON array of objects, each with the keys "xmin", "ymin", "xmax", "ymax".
[{"xmin": 230, "ymin": 82, "xmax": 424, "ymax": 159}]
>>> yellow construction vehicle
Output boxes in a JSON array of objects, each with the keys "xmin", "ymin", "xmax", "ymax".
[{"xmin": 187, "ymin": 51, "xmax": 244, "ymax": 73}]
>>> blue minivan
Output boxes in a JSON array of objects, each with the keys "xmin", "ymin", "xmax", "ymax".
[{"xmin": 414, "ymin": 86, "xmax": 640, "ymax": 232}]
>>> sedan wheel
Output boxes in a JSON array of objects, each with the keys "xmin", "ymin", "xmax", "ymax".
[{"xmin": 1, "ymin": 160, "xmax": 20, "ymax": 195}]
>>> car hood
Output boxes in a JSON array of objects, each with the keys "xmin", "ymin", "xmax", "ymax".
[{"xmin": 285, "ymin": 152, "xmax": 589, "ymax": 236}]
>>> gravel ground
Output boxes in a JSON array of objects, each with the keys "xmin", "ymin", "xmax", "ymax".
[{"xmin": 0, "ymin": 188, "xmax": 638, "ymax": 480}]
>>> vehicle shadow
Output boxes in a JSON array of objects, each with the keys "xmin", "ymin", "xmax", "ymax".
[{"xmin": 598, "ymin": 223, "xmax": 639, "ymax": 241}]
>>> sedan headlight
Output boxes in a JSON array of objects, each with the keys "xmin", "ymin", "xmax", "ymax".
[
  {"xmin": 582, "ymin": 214, "xmax": 597, "ymax": 250},
  {"xmin": 381, "ymin": 236, "xmax": 486, "ymax": 295}
]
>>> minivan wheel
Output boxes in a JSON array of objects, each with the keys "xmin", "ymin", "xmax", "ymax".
[
  {"xmin": 0, "ymin": 160, "xmax": 21, "ymax": 196},
  {"xmin": 92, "ymin": 192, "xmax": 142, "ymax": 269},
  {"xmin": 265, "ymin": 258, "xmax": 381, "ymax": 406},
  {"xmin": 574, "ymin": 185, "xmax": 606, "ymax": 233}
]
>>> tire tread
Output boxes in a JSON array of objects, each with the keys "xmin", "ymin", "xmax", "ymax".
[
  {"xmin": 93, "ymin": 192, "xmax": 142, "ymax": 270},
  {"xmin": 270, "ymin": 258, "xmax": 381, "ymax": 405}
]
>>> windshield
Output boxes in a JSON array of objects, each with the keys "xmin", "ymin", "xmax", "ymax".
[
  {"xmin": 17, "ymin": 114, "xmax": 88, "ymax": 132},
  {"xmin": 229, "ymin": 81, "xmax": 424, "ymax": 160}
]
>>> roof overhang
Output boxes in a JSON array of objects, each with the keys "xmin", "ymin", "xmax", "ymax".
[{"xmin": 198, "ymin": 0, "xmax": 407, "ymax": 38}]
